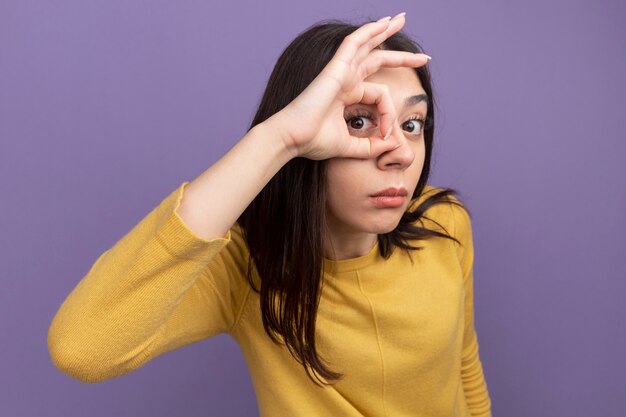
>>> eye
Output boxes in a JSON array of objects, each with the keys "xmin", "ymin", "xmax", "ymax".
[
  {"xmin": 349, "ymin": 117, "xmax": 369, "ymax": 130},
  {"xmin": 401, "ymin": 117, "xmax": 425, "ymax": 136},
  {"xmin": 345, "ymin": 110, "xmax": 376, "ymax": 132}
]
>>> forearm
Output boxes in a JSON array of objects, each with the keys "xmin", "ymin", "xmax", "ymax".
[
  {"xmin": 48, "ymin": 185, "xmax": 233, "ymax": 383},
  {"xmin": 48, "ymin": 117, "xmax": 293, "ymax": 382},
  {"xmin": 176, "ymin": 115, "xmax": 294, "ymax": 240},
  {"xmin": 462, "ymin": 339, "xmax": 492, "ymax": 416}
]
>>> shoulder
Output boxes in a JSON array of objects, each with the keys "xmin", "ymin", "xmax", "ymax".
[{"xmin": 410, "ymin": 184, "xmax": 472, "ymax": 247}]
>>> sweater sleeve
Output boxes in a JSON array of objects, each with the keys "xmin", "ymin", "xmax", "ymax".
[
  {"xmin": 451, "ymin": 202, "xmax": 493, "ymax": 417},
  {"xmin": 47, "ymin": 181, "xmax": 251, "ymax": 384}
]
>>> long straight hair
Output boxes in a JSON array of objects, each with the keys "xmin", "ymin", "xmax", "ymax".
[{"xmin": 237, "ymin": 21, "xmax": 464, "ymax": 385}]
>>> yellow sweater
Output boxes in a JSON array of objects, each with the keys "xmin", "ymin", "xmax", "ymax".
[{"xmin": 48, "ymin": 181, "xmax": 492, "ymax": 417}]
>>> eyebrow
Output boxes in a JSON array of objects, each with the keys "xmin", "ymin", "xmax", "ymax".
[{"xmin": 404, "ymin": 94, "xmax": 429, "ymax": 108}]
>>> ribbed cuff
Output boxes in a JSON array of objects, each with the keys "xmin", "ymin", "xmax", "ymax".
[{"xmin": 154, "ymin": 181, "xmax": 231, "ymax": 262}]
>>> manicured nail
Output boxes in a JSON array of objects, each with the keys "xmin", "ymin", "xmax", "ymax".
[
  {"xmin": 421, "ymin": 54, "xmax": 432, "ymax": 60},
  {"xmin": 377, "ymin": 16, "xmax": 392, "ymax": 22},
  {"xmin": 383, "ymin": 126, "xmax": 393, "ymax": 141},
  {"xmin": 392, "ymin": 12, "xmax": 406, "ymax": 19}
]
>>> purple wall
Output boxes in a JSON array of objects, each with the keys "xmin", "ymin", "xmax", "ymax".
[{"xmin": 2, "ymin": 1, "xmax": 624, "ymax": 416}]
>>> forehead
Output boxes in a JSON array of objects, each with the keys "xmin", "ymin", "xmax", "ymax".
[{"xmin": 364, "ymin": 67, "xmax": 425, "ymax": 95}]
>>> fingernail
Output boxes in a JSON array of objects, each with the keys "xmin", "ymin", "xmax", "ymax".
[
  {"xmin": 422, "ymin": 54, "xmax": 432, "ymax": 61},
  {"xmin": 377, "ymin": 16, "xmax": 392, "ymax": 22},
  {"xmin": 392, "ymin": 12, "xmax": 406, "ymax": 19},
  {"xmin": 383, "ymin": 126, "xmax": 393, "ymax": 141}
]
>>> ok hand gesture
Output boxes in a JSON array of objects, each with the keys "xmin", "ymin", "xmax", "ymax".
[{"xmin": 273, "ymin": 13, "xmax": 431, "ymax": 161}]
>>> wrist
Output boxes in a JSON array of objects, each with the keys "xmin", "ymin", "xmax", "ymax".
[
  {"xmin": 257, "ymin": 110, "xmax": 302, "ymax": 160},
  {"xmin": 249, "ymin": 114, "xmax": 298, "ymax": 165}
]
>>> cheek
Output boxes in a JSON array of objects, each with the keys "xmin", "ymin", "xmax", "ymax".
[
  {"xmin": 326, "ymin": 164, "xmax": 371, "ymax": 220},
  {"xmin": 326, "ymin": 161, "xmax": 367, "ymax": 192},
  {"xmin": 327, "ymin": 175, "xmax": 353, "ymax": 197},
  {"xmin": 416, "ymin": 138, "xmax": 426, "ymax": 161},
  {"xmin": 409, "ymin": 141, "xmax": 426, "ymax": 177},
  {"xmin": 326, "ymin": 177, "xmax": 362, "ymax": 212}
]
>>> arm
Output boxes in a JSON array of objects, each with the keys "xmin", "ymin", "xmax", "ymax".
[
  {"xmin": 47, "ymin": 116, "xmax": 292, "ymax": 383},
  {"xmin": 175, "ymin": 15, "xmax": 427, "ymax": 241},
  {"xmin": 176, "ymin": 120, "xmax": 294, "ymax": 240},
  {"xmin": 48, "ymin": 15, "xmax": 427, "ymax": 383},
  {"xmin": 47, "ymin": 182, "xmax": 251, "ymax": 383},
  {"xmin": 452, "ymin": 203, "xmax": 493, "ymax": 417}
]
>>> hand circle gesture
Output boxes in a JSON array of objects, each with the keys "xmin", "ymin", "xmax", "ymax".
[{"xmin": 273, "ymin": 13, "xmax": 431, "ymax": 161}]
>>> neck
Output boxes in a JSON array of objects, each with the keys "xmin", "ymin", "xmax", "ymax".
[{"xmin": 324, "ymin": 229, "xmax": 378, "ymax": 260}]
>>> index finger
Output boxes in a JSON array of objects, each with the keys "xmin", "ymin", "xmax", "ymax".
[
  {"xmin": 361, "ymin": 50, "xmax": 431, "ymax": 80},
  {"xmin": 353, "ymin": 14, "xmax": 407, "ymax": 64},
  {"xmin": 332, "ymin": 18, "xmax": 394, "ymax": 65}
]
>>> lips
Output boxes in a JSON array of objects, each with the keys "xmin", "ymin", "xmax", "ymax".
[
  {"xmin": 369, "ymin": 187, "xmax": 409, "ymax": 208},
  {"xmin": 370, "ymin": 187, "xmax": 408, "ymax": 197}
]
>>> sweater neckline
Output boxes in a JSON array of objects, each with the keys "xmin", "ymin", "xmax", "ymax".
[{"xmin": 322, "ymin": 241, "xmax": 380, "ymax": 274}]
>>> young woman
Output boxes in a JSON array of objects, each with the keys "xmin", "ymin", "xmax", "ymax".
[{"xmin": 48, "ymin": 13, "xmax": 492, "ymax": 417}]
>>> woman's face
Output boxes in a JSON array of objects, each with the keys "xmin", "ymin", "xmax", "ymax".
[{"xmin": 325, "ymin": 67, "xmax": 427, "ymax": 239}]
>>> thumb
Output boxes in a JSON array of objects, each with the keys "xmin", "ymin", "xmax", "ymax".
[{"xmin": 337, "ymin": 133, "xmax": 401, "ymax": 159}]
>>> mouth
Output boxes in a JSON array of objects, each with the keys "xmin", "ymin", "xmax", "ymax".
[{"xmin": 369, "ymin": 187, "xmax": 409, "ymax": 208}]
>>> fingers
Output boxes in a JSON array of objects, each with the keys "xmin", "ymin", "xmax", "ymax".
[
  {"xmin": 333, "ymin": 13, "xmax": 405, "ymax": 66},
  {"xmin": 353, "ymin": 14, "xmax": 406, "ymax": 64},
  {"xmin": 336, "ymin": 81, "xmax": 401, "ymax": 159},
  {"xmin": 361, "ymin": 50, "xmax": 431, "ymax": 79},
  {"xmin": 333, "ymin": 20, "xmax": 390, "ymax": 64},
  {"xmin": 359, "ymin": 81, "xmax": 397, "ymax": 142},
  {"xmin": 338, "ymin": 134, "xmax": 401, "ymax": 160}
]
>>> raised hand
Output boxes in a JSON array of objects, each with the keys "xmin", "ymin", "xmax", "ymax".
[{"xmin": 272, "ymin": 13, "xmax": 431, "ymax": 161}]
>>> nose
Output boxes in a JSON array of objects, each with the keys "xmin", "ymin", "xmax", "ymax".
[{"xmin": 377, "ymin": 121, "xmax": 415, "ymax": 170}]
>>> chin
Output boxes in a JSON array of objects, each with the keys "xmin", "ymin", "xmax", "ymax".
[{"xmin": 362, "ymin": 215, "xmax": 404, "ymax": 234}]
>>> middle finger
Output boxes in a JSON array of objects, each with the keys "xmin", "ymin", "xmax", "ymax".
[{"xmin": 360, "ymin": 50, "xmax": 431, "ymax": 79}]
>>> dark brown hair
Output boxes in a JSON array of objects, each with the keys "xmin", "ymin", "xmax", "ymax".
[{"xmin": 237, "ymin": 20, "xmax": 465, "ymax": 385}]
